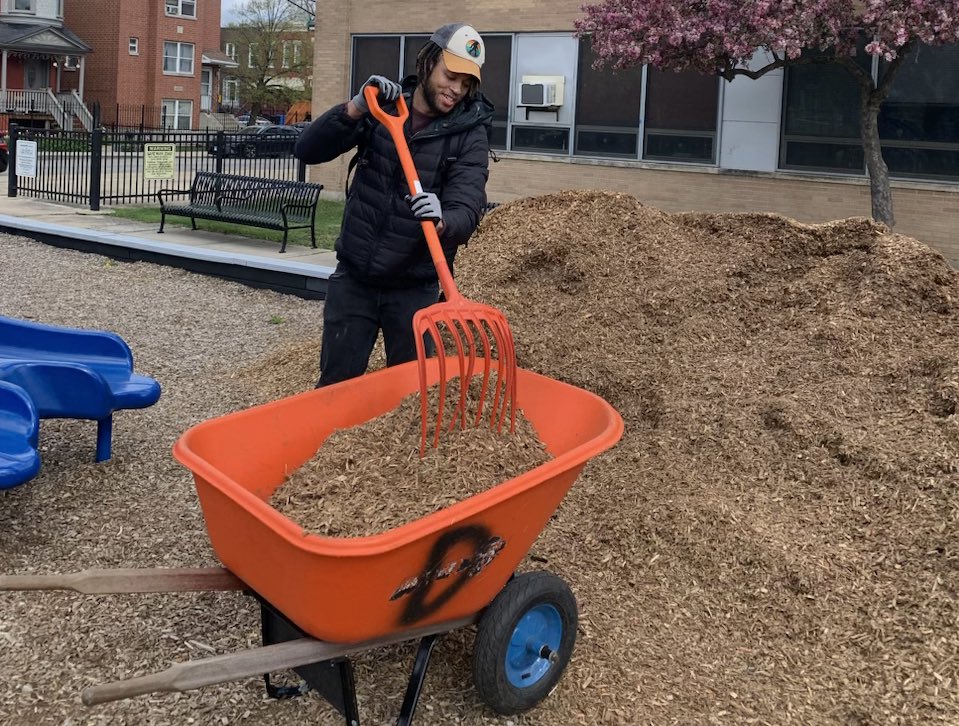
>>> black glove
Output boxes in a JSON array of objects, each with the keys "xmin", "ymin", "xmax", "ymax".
[
  {"xmin": 351, "ymin": 75, "xmax": 402, "ymax": 113},
  {"xmin": 406, "ymin": 192, "xmax": 443, "ymax": 222}
]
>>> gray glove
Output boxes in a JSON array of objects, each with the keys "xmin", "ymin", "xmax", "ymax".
[
  {"xmin": 351, "ymin": 75, "xmax": 402, "ymax": 113},
  {"xmin": 406, "ymin": 192, "xmax": 443, "ymax": 222}
]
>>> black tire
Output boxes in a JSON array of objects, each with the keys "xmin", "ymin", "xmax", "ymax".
[
  {"xmin": 472, "ymin": 571, "xmax": 578, "ymax": 715},
  {"xmin": 0, "ymin": 149, "xmax": 7, "ymax": 174},
  {"xmin": 243, "ymin": 144, "xmax": 257, "ymax": 159}
]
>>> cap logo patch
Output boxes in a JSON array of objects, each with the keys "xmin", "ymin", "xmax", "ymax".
[{"xmin": 465, "ymin": 39, "xmax": 482, "ymax": 58}]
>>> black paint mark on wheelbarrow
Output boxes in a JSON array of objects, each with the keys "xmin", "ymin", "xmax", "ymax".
[{"xmin": 391, "ymin": 525, "xmax": 506, "ymax": 625}]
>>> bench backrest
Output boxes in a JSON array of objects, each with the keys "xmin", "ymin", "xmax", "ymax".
[{"xmin": 190, "ymin": 172, "xmax": 323, "ymax": 223}]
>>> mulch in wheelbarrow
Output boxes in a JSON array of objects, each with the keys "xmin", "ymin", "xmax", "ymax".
[{"xmin": 241, "ymin": 190, "xmax": 959, "ymax": 724}]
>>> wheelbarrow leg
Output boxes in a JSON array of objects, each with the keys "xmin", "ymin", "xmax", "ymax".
[{"xmin": 396, "ymin": 633, "xmax": 440, "ymax": 726}]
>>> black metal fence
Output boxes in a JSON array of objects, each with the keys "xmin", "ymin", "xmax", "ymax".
[{"xmin": 7, "ymin": 124, "xmax": 306, "ymax": 210}]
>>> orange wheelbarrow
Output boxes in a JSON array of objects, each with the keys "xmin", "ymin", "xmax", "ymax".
[{"xmin": 0, "ymin": 359, "xmax": 622, "ymax": 723}]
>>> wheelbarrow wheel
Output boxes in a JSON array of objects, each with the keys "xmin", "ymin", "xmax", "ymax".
[{"xmin": 472, "ymin": 571, "xmax": 577, "ymax": 715}]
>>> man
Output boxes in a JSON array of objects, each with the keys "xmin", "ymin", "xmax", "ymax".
[{"xmin": 295, "ymin": 23, "xmax": 493, "ymax": 387}]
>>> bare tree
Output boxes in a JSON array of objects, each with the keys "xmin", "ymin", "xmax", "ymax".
[
  {"xmin": 227, "ymin": 0, "xmax": 314, "ymax": 121},
  {"xmin": 282, "ymin": 0, "xmax": 314, "ymax": 17}
]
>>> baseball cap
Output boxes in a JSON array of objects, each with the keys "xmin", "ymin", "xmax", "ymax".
[{"xmin": 430, "ymin": 23, "xmax": 484, "ymax": 81}]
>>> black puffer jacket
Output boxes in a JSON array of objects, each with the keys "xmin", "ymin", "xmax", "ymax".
[{"xmin": 295, "ymin": 77, "xmax": 493, "ymax": 288}]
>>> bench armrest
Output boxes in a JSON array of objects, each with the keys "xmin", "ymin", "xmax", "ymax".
[{"xmin": 156, "ymin": 189, "xmax": 192, "ymax": 208}]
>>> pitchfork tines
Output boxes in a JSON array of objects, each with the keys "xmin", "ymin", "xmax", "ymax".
[{"xmin": 365, "ymin": 86, "xmax": 517, "ymax": 454}]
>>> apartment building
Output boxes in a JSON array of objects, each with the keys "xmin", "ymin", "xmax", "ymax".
[
  {"xmin": 312, "ymin": 4, "xmax": 959, "ymax": 259},
  {"xmin": 63, "ymin": 0, "xmax": 236, "ymax": 129},
  {"xmin": 0, "ymin": 0, "xmax": 92, "ymax": 130},
  {"xmin": 219, "ymin": 23, "xmax": 313, "ymax": 121}
]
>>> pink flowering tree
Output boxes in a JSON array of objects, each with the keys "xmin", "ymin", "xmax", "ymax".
[{"xmin": 576, "ymin": 1, "xmax": 959, "ymax": 226}]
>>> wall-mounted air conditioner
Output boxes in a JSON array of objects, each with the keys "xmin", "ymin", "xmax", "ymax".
[{"xmin": 519, "ymin": 75, "xmax": 565, "ymax": 108}]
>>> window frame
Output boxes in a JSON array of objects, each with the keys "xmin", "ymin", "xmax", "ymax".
[
  {"xmin": 163, "ymin": 41, "xmax": 195, "ymax": 76},
  {"xmin": 165, "ymin": 0, "xmax": 196, "ymax": 18},
  {"xmin": 161, "ymin": 98, "xmax": 193, "ymax": 130},
  {"xmin": 129, "ymin": 37, "xmax": 139, "ymax": 56},
  {"xmin": 11, "ymin": 0, "xmax": 35, "ymax": 13}
]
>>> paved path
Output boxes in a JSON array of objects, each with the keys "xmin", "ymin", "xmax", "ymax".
[{"xmin": 0, "ymin": 194, "xmax": 337, "ymax": 298}]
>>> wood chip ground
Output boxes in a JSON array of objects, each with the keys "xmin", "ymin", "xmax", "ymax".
[{"xmin": 1, "ymin": 189, "xmax": 957, "ymax": 725}]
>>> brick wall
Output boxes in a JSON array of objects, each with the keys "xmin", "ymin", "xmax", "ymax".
[{"xmin": 309, "ymin": 1, "xmax": 959, "ymax": 262}]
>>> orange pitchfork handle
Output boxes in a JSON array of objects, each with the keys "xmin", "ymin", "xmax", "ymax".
[
  {"xmin": 364, "ymin": 86, "xmax": 517, "ymax": 453},
  {"xmin": 363, "ymin": 85, "xmax": 459, "ymax": 300}
]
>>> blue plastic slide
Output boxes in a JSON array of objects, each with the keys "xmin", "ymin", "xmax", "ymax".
[
  {"xmin": 0, "ymin": 316, "xmax": 161, "ymax": 462},
  {"xmin": 0, "ymin": 380, "xmax": 40, "ymax": 489}
]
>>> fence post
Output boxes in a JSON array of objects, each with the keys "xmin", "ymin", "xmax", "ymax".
[
  {"xmin": 89, "ymin": 127, "xmax": 103, "ymax": 211},
  {"xmin": 215, "ymin": 130, "xmax": 224, "ymax": 174},
  {"xmin": 7, "ymin": 123, "xmax": 16, "ymax": 198}
]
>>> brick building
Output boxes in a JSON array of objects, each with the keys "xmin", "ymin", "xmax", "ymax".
[
  {"xmin": 63, "ymin": 0, "xmax": 236, "ymax": 129},
  {"xmin": 310, "ymin": 3, "xmax": 959, "ymax": 261}
]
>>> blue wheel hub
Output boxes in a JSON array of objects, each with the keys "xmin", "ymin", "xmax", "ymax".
[{"xmin": 505, "ymin": 603, "xmax": 563, "ymax": 688}]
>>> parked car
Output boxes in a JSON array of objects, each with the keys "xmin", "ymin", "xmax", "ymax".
[
  {"xmin": 234, "ymin": 113, "xmax": 274, "ymax": 127},
  {"xmin": 207, "ymin": 125, "xmax": 301, "ymax": 159}
]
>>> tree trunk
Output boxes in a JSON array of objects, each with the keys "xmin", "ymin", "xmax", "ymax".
[{"xmin": 859, "ymin": 93, "xmax": 894, "ymax": 227}]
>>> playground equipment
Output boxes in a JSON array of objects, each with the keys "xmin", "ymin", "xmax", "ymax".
[
  {"xmin": 0, "ymin": 315, "xmax": 161, "ymax": 462},
  {"xmin": 0, "ymin": 380, "xmax": 40, "ymax": 489}
]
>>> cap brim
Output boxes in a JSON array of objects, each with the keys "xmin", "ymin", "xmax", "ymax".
[{"xmin": 442, "ymin": 49, "xmax": 481, "ymax": 81}]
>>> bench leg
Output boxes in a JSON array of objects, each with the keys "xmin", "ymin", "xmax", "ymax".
[
  {"xmin": 159, "ymin": 212, "xmax": 165, "ymax": 233},
  {"xmin": 95, "ymin": 416, "xmax": 113, "ymax": 462},
  {"xmin": 191, "ymin": 217, "xmax": 198, "ymax": 230},
  {"xmin": 280, "ymin": 230, "xmax": 288, "ymax": 254},
  {"xmin": 310, "ymin": 225, "xmax": 317, "ymax": 249}
]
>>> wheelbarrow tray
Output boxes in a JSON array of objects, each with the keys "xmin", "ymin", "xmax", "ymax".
[{"xmin": 173, "ymin": 358, "xmax": 623, "ymax": 644}]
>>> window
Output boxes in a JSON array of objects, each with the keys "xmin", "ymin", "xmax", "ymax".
[
  {"xmin": 225, "ymin": 42, "xmax": 236, "ymax": 61},
  {"xmin": 163, "ymin": 41, "xmax": 194, "ymax": 75},
  {"xmin": 161, "ymin": 99, "xmax": 193, "ymax": 130},
  {"xmin": 878, "ymin": 43, "xmax": 959, "ymax": 180},
  {"xmin": 129, "ymin": 37, "xmax": 139, "ymax": 56},
  {"xmin": 643, "ymin": 68, "xmax": 719, "ymax": 163},
  {"xmin": 13, "ymin": 0, "xmax": 34, "ymax": 12},
  {"xmin": 351, "ymin": 36, "xmax": 400, "ymax": 95},
  {"xmin": 575, "ymin": 36, "xmax": 642, "ymax": 158},
  {"xmin": 165, "ymin": 0, "xmax": 196, "ymax": 18},
  {"xmin": 63, "ymin": 55, "xmax": 80, "ymax": 71},
  {"xmin": 57, "ymin": 0, "xmax": 62, "ymax": 16},
  {"xmin": 293, "ymin": 41, "xmax": 303, "ymax": 65},
  {"xmin": 223, "ymin": 78, "xmax": 239, "ymax": 105},
  {"xmin": 479, "ymin": 35, "xmax": 512, "ymax": 149},
  {"xmin": 283, "ymin": 42, "xmax": 291, "ymax": 69},
  {"xmin": 248, "ymin": 43, "xmax": 258, "ymax": 67}
]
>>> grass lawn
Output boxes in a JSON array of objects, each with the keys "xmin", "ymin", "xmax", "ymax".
[{"xmin": 110, "ymin": 199, "xmax": 345, "ymax": 250}]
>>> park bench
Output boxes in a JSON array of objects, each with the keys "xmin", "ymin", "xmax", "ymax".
[{"xmin": 156, "ymin": 171, "xmax": 324, "ymax": 253}]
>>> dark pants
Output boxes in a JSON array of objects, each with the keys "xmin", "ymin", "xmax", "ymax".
[{"xmin": 318, "ymin": 263, "xmax": 439, "ymax": 387}]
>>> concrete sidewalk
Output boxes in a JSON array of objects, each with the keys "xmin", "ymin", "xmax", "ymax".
[{"xmin": 0, "ymin": 194, "xmax": 337, "ymax": 299}]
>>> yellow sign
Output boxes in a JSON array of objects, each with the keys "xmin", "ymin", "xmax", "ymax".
[{"xmin": 143, "ymin": 143, "xmax": 176, "ymax": 180}]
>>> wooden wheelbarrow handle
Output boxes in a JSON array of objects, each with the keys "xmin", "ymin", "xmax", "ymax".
[
  {"xmin": 82, "ymin": 615, "xmax": 477, "ymax": 706},
  {"xmin": 0, "ymin": 567, "xmax": 244, "ymax": 594}
]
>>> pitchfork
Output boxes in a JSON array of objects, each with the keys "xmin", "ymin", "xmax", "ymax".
[{"xmin": 364, "ymin": 86, "xmax": 517, "ymax": 455}]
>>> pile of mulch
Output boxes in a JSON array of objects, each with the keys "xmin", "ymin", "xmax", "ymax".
[{"xmin": 2, "ymin": 188, "xmax": 957, "ymax": 725}]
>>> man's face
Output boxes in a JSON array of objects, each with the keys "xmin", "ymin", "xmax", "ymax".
[{"xmin": 421, "ymin": 55, "xmax": 473, "ymax": 116}]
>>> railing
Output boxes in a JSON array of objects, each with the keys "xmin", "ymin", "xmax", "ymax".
[
  {"xmin": 0, "ymin": 89, "xmax": 94, "ymax": 131},
  {"xmin": 45, "ymin": 89, "xmax": 69, "ymax": 130},
  {"xmin": 7, "ymin": 125, "xmax": 307, "ymax": 210}
]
